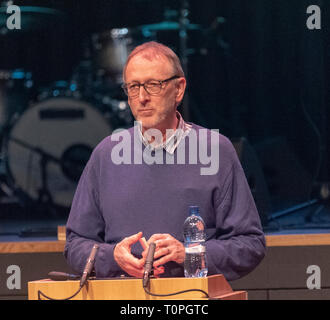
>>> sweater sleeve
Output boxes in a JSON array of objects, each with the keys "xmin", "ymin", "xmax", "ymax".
[
  {"xmin": 64, "ymin": 155, "xmax": 123, "ymax": 278},
  {"xmin": 205, "ymin": 144, "xmax": 266, "ymax": 281}
]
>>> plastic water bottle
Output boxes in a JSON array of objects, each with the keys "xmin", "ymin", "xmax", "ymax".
[{"xmin": 183, "ymin": 206, "xmax": 208, "ymax": 278}]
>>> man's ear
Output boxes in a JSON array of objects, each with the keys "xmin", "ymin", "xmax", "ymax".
[{"xmin": 175, "ymin": 77, "xmax": 187, "ymax": 105}]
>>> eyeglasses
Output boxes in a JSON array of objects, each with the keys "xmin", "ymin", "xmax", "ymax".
[{"xmin": 122, "ymin": 75, "xmax": 180, "ymax": 98}]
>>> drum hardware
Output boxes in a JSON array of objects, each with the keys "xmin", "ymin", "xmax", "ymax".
[
  {"xmin": 137, "ymin": 6, "xmax": 201, "ymax": 33},
  {"xmin": 37, "ymin": 80, "xmax": 81, "ymax": 102},
  {"xmin": 92, "ymin": 90, "xmax": 133, "ymax": 128},
  {"xmin": 0, "ymin": 137, "xmax": 58, "ymax": 217},
  {"xmin": 179, "ymin": 0, "xmax": 191, "ymax": 121},
  {"xmin": 9, "ymin": 136, "xmax": 59, "ymax": 208},
  {"xmin": 138, "ymin": 20, "xmax": 201, "ymax": 32}
]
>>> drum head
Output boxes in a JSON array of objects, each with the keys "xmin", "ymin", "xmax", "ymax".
[{"xmin": 7, "ymin": 98, "xmax": 112, "ymax": 208}]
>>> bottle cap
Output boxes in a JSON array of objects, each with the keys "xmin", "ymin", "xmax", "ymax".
[{"xmin": 189, "ymin": 205, "xmax": 200, "ymax": 216}]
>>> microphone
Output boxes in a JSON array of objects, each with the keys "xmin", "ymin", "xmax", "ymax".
[
  {"xmin": 48, "ymin": 271, "xmax": 80, "ymax": 281},
  {"xmin": 142, "ymin": 242, "xmax": 156, "ymax": 288},
  {"xmin": 80, "ymin": 244, "xmax": 99, "ymax": 288}
]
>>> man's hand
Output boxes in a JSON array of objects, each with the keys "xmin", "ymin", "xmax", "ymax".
[
  {"xmin": 147, "ymin": 234, "xmax": 185, "ymax": 268},
  {"xmin": 113, "ymin": 232, "xmax": 145, "ymax": 278}
]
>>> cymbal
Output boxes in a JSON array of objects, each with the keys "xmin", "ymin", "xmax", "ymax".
[
  {"xmin": 0, "ymin": 6, "xmax": 66, "ymax": 33},
  {"xmin": 137, "ymin": 21, "xmax": 201, "ymax": 32}
]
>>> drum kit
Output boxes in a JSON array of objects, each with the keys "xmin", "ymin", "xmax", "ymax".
[{"xmin": 0, "ymin": 3, "xmax": 224, "ymax": 216}]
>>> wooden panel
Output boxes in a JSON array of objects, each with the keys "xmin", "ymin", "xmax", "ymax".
[
  {"xmin": 3, "ymin": 233, "xmax": 330, "ymax": 255},
  {"xmin": 58, "ymin": 225, "xmax": 330, "ymax": 247},
  {"xmin": 207, "ymin": 274, "xmax": 233, "ymax": 297},
  {"xmin": 266, "ymin": 233, "xmax": 330, "ymax": 247},
  {"xmin": 2, "ymin": 233, "xmax": 330, "ymax": 254},
  {"xmin": 0, "ymin": 241, "xmax": 65, "ymax": 254},
  {"xmin": 0, "ymin": 231, "xmax": 330, "ymax": 253},
  {"xmin": 213, "ymin": 291, "xmax": 247, "ymax": 300},
  {"xmin": 57, "ymin": 226, "xmax": 66, "ymax": 241},
  {"xmin": 28, "ymin": 275, "xmax": 246, "ymax": 300}
]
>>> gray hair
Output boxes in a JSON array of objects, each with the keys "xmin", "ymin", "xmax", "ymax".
[{"xmin": 123, "ymin": 41, "xmax": 185, "ymax": 81}]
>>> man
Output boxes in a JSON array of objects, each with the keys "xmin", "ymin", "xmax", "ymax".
[{"xmin": 64, "ymin": 41, "xmax": 266, "ymax": 281}]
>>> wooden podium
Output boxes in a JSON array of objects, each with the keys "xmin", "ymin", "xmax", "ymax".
[{"xmin": 28, "ymin": 274, "xmax": 247, "ymax": 300}]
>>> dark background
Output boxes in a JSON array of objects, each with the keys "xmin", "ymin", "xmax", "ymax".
[{"xmin": 0, "ymin": 0, "xmax": 329, "ymax": 230}]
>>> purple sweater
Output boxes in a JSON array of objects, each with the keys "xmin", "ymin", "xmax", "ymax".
[{"xmin": 64, "ymin": 123, "xmax": 266, "ymax": 281}]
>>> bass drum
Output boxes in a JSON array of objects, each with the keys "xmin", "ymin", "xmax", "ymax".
[{"xmin": 6, "ymin": 97, "xmax": 112, "ymax": 208}]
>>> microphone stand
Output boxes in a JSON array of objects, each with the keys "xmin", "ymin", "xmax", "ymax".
[
  {"xmin": 38, "ymin": 244, "xmax": 99, "ymax": 300},
  {"xmin": 9, "ymin": 136, "xmax": 61, "ymax": 236},
  {"xmin": 267, "ymin": 92, "xmax": 330, "ymax": 227},
  {"xmin": 9, "ymin": 136, "xmax": 61, "ymax": 205}
]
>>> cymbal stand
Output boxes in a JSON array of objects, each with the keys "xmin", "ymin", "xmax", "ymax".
[{"xmin": 179, "ymin": 0, "xmax": 190, "ymax": 121}]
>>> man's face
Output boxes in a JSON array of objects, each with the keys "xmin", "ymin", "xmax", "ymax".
[{"xmin": 124, "ymin": 54, "xmax": 186, "ymax": 133}]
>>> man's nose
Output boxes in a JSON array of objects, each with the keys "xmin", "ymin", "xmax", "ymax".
[{"xmin": 138, "ymin": 85, "xmax": 150, "ymax": 103}]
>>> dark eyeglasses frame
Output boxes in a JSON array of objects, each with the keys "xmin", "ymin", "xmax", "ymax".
[{"xmin": 122, "ymin": 75, "xmax": 180, "ymax": 97}]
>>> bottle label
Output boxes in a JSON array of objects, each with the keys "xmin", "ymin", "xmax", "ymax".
[{"xmin": 185, "ymin": 244, "xmax": 206, "ymax": 254}]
